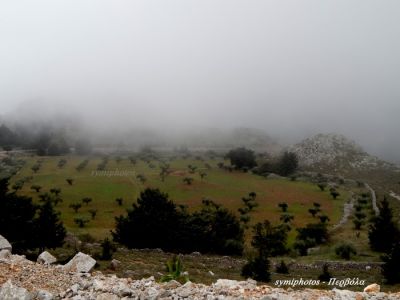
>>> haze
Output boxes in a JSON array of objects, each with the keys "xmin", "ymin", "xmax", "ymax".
[{"xmin": 0, "ymin": 1, "xmax": 399, "ymax": 162}]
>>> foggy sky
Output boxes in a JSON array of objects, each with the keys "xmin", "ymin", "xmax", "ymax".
[{"xmin": 0, "ymin": 1, "xmax": 399, "ymax": 161}]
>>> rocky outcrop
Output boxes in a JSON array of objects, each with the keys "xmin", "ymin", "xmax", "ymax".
[{"xmin": 290, "ymin": 133, "xmax": 395, "ymax": 172}]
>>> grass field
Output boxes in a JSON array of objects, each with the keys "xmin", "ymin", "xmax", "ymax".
[{"xmin": 10, "ymin": 154, "xmax": 348, "ymax": 241}]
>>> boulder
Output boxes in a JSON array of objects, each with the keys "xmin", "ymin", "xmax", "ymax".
[
  {"xmin": 0, "ymin": 280, "xmax": 32, "ymax": 300},
  {"xmin": 63, "ymin": 252, "xmax": 96, "ymax": 273},
  {"xmin": 96, "ymin": 293, "xmax": 120, "ymax": 300},
  {"xmin": 109, "ymin": 259, "xmax": 121, "ymax": 270},
  {"xmin": 0, "ymin": 235, "xmax": 12, "ymax": 252},
  {"xmin": 35, "ymin": 290, "xmax": 54, "ymax": 300},
  {"xmin": 0, "ymin": 249, "xmax": 11, "ymax": 260},
  {"xmin": 363, "ymin": 283, "xmax": 380, "ymax": 293},
  {"xmin": 37, "ymin": 251, "xmax": 57, "ymax": 265},
  {"xmin": 213, "ymin": 279, "xmax": 240, "ymax": 289}
]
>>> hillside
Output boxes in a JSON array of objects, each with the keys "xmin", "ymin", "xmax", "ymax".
[{"xmin": 290, "ymin": 133, "xmax": 397, "ymax": 173}]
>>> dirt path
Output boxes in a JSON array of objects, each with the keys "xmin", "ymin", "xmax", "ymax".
[
  {"xmin": 365, "ymin": 183, "xmax": 379, "ymax": 216},
  {"xmin": 331, "ymin": 192, "xmax": 355, "ymax": 231}
]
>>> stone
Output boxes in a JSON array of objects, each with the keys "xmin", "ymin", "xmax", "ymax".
[
  {"xmin": 96, "ymin": 293, "xmax": 120, "ymax": 300},
  {"xmin": 35, "ymin": 290, "xmax": 54, "ymax": 300},
  {"xmin": 214, "ymin": 279, "xmax": 240, "ymax": 289},
  {"xmin": 37, "ymin": 251, "xmax": 57, "ymax": 265},
  {"xmin": 363, "ymin": 283, "xmax": 380, "ymax": 293},
  {"xmin": 163, "ymin": 280, "xmax": 181, "ymax": 289},
  {"xmin": 333, "ymin": 288, "xmax": 357, "ymax": 300},
  {"xmin": 0, "ymin": 280, "xmax": 32, "ymax": 300},
  {"xmin": 0, "ymin": 249, "xmax": 11, "ymax": 260},
  {"xmin": 0, "ymin": 235, "xmax": 12, "ymax": 252},
  {"xmin": 209, "ymin": 270, "xmax": 215, "ymax": 276},
  {"xmin": 63, "ymin": 252, "xmax": 96, "ymax": 273},
  {"xmin": 110, "ymin": 259, "xmax": 121, "ymax": 270}
]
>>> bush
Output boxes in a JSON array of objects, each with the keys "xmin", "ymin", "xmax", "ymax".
[
  {"xmin": 276, "ymin": 260, "xmax": 289, "ymax": 274},
  {"xmin": 318, "ymin": 264, "xmax": 332, "ymax": 282},
  {"xmin": 160, "ymin": 255, "xmax": 189, "ymax": 283},
  {"xmin": 241, "ymin": 255, "xmax": 270, "ymax": 282},
  {"xmin": 382, "ymin": 241, "xmax": 400, "ymax": 284},
  {"xmin": 112, "ymin": 189, "xmax": 244, "ymax": 255},
  {"xmin": 369, "ymin": 197, "xmax": 400, "ymax": 253},
  {"xmin": 335, "ymin": 243, "xmax": 357, "ymax": 260},
  {"xmin": 251, "ymin": 221, "xmax": 288, "ymax": 257},
  {"xmin": 225, "ymin": 147, "xmax": 257, "ymax": 170},
  {"xmin": 100, "ymin": 238, "xmax": 116, "ymax": 260}
]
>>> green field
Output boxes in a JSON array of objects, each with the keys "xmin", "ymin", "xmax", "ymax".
[{"xmin": 10, "ymin": 154, "xmax": 348, "ymax": 241}]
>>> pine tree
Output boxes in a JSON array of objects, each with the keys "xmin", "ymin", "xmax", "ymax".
[
  {"xmin": 382, "ymin": 241, "xmax": 400, "ymax": 284},
  {"xmin": 368, "ymin": 197, "xmax": 400, "ymax": 253},
  {"xmin": 35, "ymin": 201, "xmax": 66, "ymax": 252}
]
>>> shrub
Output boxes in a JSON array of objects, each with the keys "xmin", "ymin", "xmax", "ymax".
[
  {"xmin": 112, "ymin": 189, "xmax": 244, "ymax": 255},
  {"xmin": 335, "ymin": 243, "xmax": 357, "ymax": 260},
  {"xmin": 382, "ymin": 241, "xmax": 400, "ymax": 284},
  {"xmin": 100, "ymin": 238, "xmax": 116, "ymax": 260},
  {"xmin": 369, "ymin": 197, "xmax": 400, "ymax": 252},
  {"xmin": 160, "ymin": 256, "xmax": 189, "ymax": 283},
  {"xmin": 74, "ymin": 217, "xmax": 90, "ymax": 228},
  {"xmin": 225, "ymin": 147, "xmax": 257, "ymax": 170},
  {"xmin": 241, "ymin": 255, "xmax": 270, "ymax": 282},
  {"xmin": 275, "ymin": 260, "xmax": 289, "ymax": 274},
  {"xmin": 318, "ymin": 264, "xmax": 332, "ymax": 282}
]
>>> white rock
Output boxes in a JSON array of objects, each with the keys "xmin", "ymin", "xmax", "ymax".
[
  {"xmin": 214, "ymin": 279, "xmax": 240, "ymax": 289},
  {"xmin": 0, "ymin": 235, "xmax": 12, "ymax": 251},
  {"xmin": 37, "ymin": 251, "xmax": 57, "ymax": 265},
  {"xmin": 0, "ymin": 280, "xmax": 32, "ymax": 300},
  {"xmin": 110, "ymin": 259, "xmax": 121, "ymax": 270},
  {"xmin": 63, "ymin": 252, "xmax": 96, "ymax": 273},
  {"xmin": 363, "ymin": 283, "xmax": 380, "ymax": 293},
  {"xmin": 0, "ymin": 249, "xmax": 11, "ymax": 260},
  {"xmin": 36, "ymin": 290, "xmax": 54, "ymax": 300},
  {"xmin": 96, "ymin": 293, "xmax": 120, "ymax": 300}
]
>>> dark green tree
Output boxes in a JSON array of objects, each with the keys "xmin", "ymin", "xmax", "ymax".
[
  {"xmin": 241, "ymin": 255, "xmax": 270, "ymax": 282},
  {"xmin": 226, "ymin": 147, "xmax": 257, "ymax": 170},
  {"xmin": 112, "ymin": 188, "xmax": 184, "ymax": 251},
  {"xmin": 34, "ymin": 201, "xmax": 66, "ymax": 252},
  {"xmin": 251, "ymin": 220, "xmax": 288, "ymax": 257},
  {"xmin": 0, "ymin": 178, "xmax": 37, "ymax": 252},
  {"xmin": 382, "ymin": 241, "xmax": 400, "ymax": 284},
  {"xmin": 276, "ymin": 151, "xmax": 298, "ymax": 177},
  {"xmin": 369, "ymin": 197, "xmax": 400, "ymax": 253}
]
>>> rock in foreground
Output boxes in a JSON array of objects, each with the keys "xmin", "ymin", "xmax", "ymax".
[
  {"xmin": 63, "ymin": 252, "xmax": 96, "ymax": 273},
  {"xmin": 0, "ymin": 253, "xmax": 399, "ymax": 299},
  {"xmin": 0, "ymin": 235, "xmax": 12, "ymax": 252}
]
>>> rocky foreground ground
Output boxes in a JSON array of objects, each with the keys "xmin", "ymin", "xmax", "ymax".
[{"xmin": 0, "ymin": 249, "xmax": 399, "ymax": 300}]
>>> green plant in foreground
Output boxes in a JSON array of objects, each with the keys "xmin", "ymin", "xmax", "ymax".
[{"xmin": 160, "ymin": 255, "xmax": 189, "ymax": 283}]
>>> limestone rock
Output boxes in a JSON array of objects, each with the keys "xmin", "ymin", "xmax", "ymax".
[
  {"xmin": 0, "ymin": 235, "xmax": 12, "ymax": 252},
  {"xmin": 35, "ymin": 290, "xmax": 54, "ymax": 300},
  {"xmin": 0, "ymin": 249, "xmax": 11, "ymax": 260},
  {"xmin": 0, "ymin": 280, "xmax": 32, "ymax": 300},
  {"xmin": 363, "ymin": 283, "xmax": 380, "ymax": 293},
  {"xmin": 109, "ymin": 259, "xmax": 121, "ymax": 270},
  {"xmin": 96, "ymin": 293, "xmax": 120, "ymax": 300},
  {"xmin": 63, "ymin": 252, "xmax": 96, "ymax": 273},
  {"xmin": 37, "ymin": 251, "xmax": 57, "ymax": 265}
]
